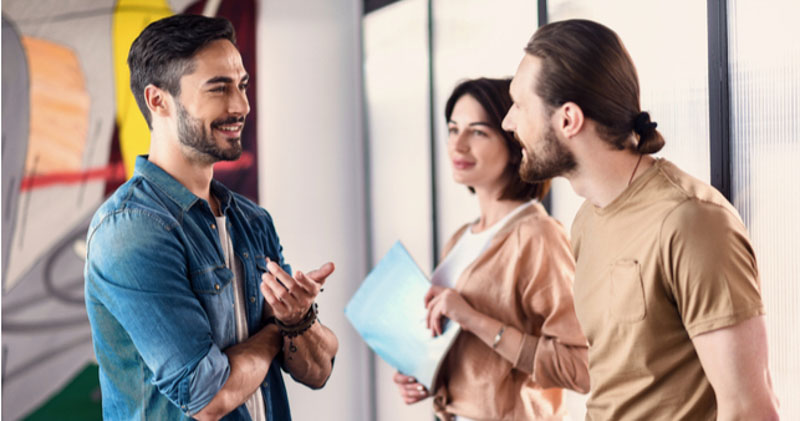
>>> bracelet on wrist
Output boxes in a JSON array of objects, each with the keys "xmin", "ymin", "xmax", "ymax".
[
  {"xmin": 275, "ymin": 303, "xmax": 318, "ymax": 338},
  {"xmin": 492, "ymin": 324, "xmax": 506, "ymax": 349}
]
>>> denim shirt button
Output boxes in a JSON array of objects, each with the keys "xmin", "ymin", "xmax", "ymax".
[
  {"xmin": 210, "ymin": 223, "xmax": 216, "ymax": 230},
  {"xmin": 243, "ymin": 252, "xmax": 249, "ymax": 258},
  {"xmin": 215, "ymin": 284, "xmax": 220, "ymax": 290},
  {"xmin": 250, "ymin": 296, "xmax": 256, "ymax": 303}
]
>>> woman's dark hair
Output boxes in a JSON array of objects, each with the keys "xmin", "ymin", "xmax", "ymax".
[
  {"xmin": 525, "ymin": 19, "xmax": 665, "ymax": 154},
  {"xmin": 128, "ymin": 14, "xmax": 236, "ymax": 129},
  {"xmin": 445, "ymin": 77, "xmax": 551, "ymax": 202}
]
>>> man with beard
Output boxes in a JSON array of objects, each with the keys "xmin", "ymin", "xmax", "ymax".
[
  {"xmin": 502, "ymin": 20, "xmax": 779, "ymax": 420},
  {"xmin": 84, "ymin": 15, "xmax": 338, "ymax": 421}
]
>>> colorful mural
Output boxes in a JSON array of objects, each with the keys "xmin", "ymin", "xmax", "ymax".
[
  {"xmin": 1, "ymin": 1, "xmax": 259, "ymax": 418},
  {"xmin": 113, "ymin": 0, "xmax": 174, "ymax": 179}
]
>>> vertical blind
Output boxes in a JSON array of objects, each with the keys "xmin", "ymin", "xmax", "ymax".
[{"xmin": 728, "ymin": 1, "xmax": 800, "ymax": 418}]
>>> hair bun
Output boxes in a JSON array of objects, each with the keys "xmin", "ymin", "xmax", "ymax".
[{"xmin": 633, "ymin": 112, "xmax": 658, "ymax": 139}]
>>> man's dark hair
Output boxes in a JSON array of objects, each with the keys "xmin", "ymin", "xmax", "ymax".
[
  {"xmin": 128, "ymin": 14, "xmax": 236, "ymax": 129},
  {"xmin": 525, "ymin": 19, "xmax": 665, "ymax": 154},
  {"xmin": 445, "ymin": 77, "xmax": 551, "ymax": 202}
]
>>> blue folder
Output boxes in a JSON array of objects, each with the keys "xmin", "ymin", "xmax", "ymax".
[{"xmin": 345, "ymin": 241, "xmax": 461, "ymax": 390}]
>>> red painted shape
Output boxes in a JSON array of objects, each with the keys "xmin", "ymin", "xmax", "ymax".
[
  {"xmin": 20, "ymin": 162, "xmax": 127, "ymax": 191},
  {"xmin": 20, "ymin": 151, "xmax": 254, "ymax": 191}
]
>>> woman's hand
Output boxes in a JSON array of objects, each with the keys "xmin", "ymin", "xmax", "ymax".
[
  {"xmin": 424, "ymin": 285, "xmax": 476, "ymax": 336},
  {"xmin": 393, "ymin": 372, "xmax": 429, "ymax": 404}
]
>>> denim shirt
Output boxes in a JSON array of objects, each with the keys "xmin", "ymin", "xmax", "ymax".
[{"xmin": 84, "ymin": 155, "xmax": 292, "ymax": 420}]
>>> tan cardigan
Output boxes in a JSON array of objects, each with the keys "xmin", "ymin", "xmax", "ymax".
[{"xmin": 432, "ymin": 202, "xmax": 589, "ymax": 421}]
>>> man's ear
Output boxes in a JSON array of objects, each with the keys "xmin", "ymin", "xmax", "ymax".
[
  {"xmin": 144, "ymin": 84, "xmax": 171, "ymax": 119},
  {"xmin": 556, "ymin": 101, "xmax": 585, "ymax": 140}
]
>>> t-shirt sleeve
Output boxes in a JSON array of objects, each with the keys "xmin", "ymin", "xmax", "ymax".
[{"xmin": 660, "ymin": 199, "xmax": 764, "ymax": 338}]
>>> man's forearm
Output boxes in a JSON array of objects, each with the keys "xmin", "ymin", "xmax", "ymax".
[
  {"xmin": 692, "ymin": 316, "xmax": 779, "ymax": 421},
  {"xmin": 717, "ymin": 398, "xmax": 780, "ymax": 421},
  {"xmin": 281, "ymin": 322, "xmax": 339, "ymax": 389},
  {"xmin": 194, "ymin": 324, "xmax": 282, "ymax": 421}
]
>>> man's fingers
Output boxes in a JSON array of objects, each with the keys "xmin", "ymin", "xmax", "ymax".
[
  {"xmin": 261, "ymin": 281, "xmax": 288, "ymax": 313},
  {"xmin": 294, "ymin": 270, "xmax": 319, "ymax": 295},
  {"xmin": 305, "ymin": 262, "xmax": 335, "ymax": 284},
  {"xmin": 266, "ymin": 259, "xmax": 298, "ymax": 291},
  {"xmin": 262, "ymin": 273, "xmax": 299, "ymax": 308}
]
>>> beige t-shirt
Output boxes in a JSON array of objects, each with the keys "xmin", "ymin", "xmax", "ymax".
[{"xmin": 571, "ymin": 159, "xmax": 764, "ymax": 420}]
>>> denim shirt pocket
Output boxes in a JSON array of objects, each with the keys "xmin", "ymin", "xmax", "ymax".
[{"xmin": 190, "ymin": 266, "xmax": 236, "ymax": 347}]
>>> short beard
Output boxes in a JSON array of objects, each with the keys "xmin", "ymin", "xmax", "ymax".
[
  {"xmin": 518, "ymin": 125, "xmax": 577, "ymax": 182},
  {"xmin": 176, "ymin": 101, "xmax": 243, "ymax": 163}
]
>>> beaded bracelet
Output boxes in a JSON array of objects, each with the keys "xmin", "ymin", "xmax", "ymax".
[{"xmin": 274, "ymin": 303, "xmax": 318, "ymax": 338}]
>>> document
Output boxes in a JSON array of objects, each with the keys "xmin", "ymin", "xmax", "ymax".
[{"xmin": 345, "ymin": 241, "xmax": 461, "ymax": 390}]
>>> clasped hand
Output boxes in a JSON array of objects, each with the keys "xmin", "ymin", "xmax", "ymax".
[
  {"xmin": 424, "ymin": 285, "xmax": 475, "ymax": 337},
  {"xmin": 260, "ymin": 259, "xmax": 334, "ymax": 325},
  {"xmin": 393, "ymin": 286, "xmax": 474, "ymax": 405}
]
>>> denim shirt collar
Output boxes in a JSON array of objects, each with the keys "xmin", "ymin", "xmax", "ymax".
[{"xmin": 133, "ymin": 155, "xmax": 234, "ymax": 213}]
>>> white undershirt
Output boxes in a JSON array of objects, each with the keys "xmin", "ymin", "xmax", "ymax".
[
  {"xmin": 431, "ymin": 201, "xmax": 532, "ymax": 289},
  {"xmin": 429, "ymin": 201, "xmax": 532, "ymax": 421},
  {"xmin": 216, "ymin": 215, "xmax": 266, "ymax": 421}
]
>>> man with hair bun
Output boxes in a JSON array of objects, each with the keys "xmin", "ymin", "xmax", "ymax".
[{"xmin": 502, "ymin": 19, "xmax": 779, "ymax": 420}]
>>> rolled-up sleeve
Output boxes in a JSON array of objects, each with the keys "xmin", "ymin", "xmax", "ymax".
[
  {"xmin": 86, "ymin": 209, "xmax": 229, "ymax": 413},
  {"xmin": 515, "ymin": 217, "xmax": 590, "ymax": 393}
]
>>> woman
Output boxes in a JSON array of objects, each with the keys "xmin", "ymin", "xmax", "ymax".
[{"xmin": 393, "ymin": 78, "xmax": 589, "ymax": 420}]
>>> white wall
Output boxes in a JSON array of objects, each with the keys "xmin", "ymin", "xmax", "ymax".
[
  {"xmin": 431, "ymin": 0, "xmax": 537, "ymax": 250},
  {"xmin": 728, "ymin": 1, "xmax": 800, "ymax": 417},
  {"xmin": 257, "ymin": 1, "xmax": 371, "ymax": 420},
  {"xmin": 363, "ymin": 2, "xmax": 436, "ymax": 420}
]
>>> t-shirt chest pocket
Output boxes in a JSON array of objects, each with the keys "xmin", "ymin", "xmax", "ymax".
[{"xmin": 608, "ymin": 259, "xmax": 646, "ymax": 322}]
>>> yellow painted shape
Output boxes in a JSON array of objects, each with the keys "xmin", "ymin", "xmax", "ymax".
[
  {"xmin": 21, "ymin": 37, "xmax": 90, "ymax": 175},
  {"xmin": 112, "ymin": 0, "xmax": 173, "ymax": 178}
]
